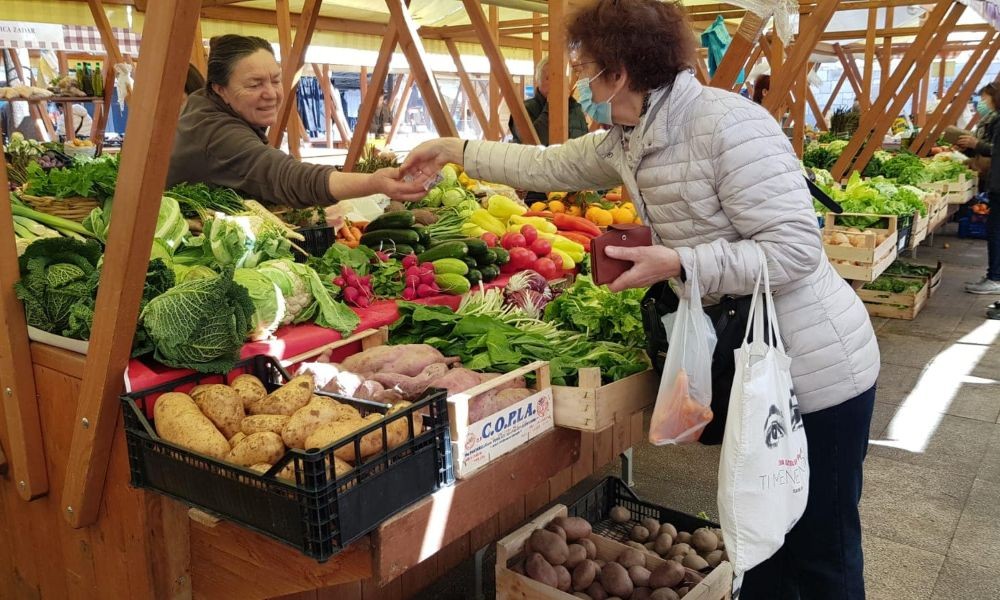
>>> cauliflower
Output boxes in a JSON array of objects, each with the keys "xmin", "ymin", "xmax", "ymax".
[{"xmin": 256, "ymin": 259, "xmax": 310, "ymax": 324}]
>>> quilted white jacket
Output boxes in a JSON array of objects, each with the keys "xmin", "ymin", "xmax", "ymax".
[{"xmin": 464, "ymin": 71, "xmax": 879, "ymax": 413}]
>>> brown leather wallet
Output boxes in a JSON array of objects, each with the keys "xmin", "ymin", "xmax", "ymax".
[{"xmin": 590, "ymin": 224, "xmax": 653, "ymax": 286}]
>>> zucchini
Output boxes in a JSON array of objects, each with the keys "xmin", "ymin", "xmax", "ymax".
[
  {"xmin": 462, "ymin": 257, "xmax": 478, "ymax": 270},
  {"xmin": 360, "ymin": 228, "xmax": 420, "ymax": 247},
  {"xmin": 413, "ymin": 225, "xmax": 431, "ymax": 246},
  {"xmin": 433, "ymin": 258, "xmax": 469, "ymax": 276},
  {"xmin": 480, "ymin": 265, "xmax": 500, "ymax": 282},
  {"xmin": 418, "ymin": 241, "xmax": 468, "ymax": 263},
  {"xmin": 462, "ymin": 238, "xmax": 489, "ymax": 257},
  {"xmin": 467, "ymin": 269, "xmax": 483, "ymax": 285},
  {"xmin": 492, "ymin": 247, "xmax": 510, "ymax": 265},
  {"xmin": 388, "ymin": 244, "xmax": 415, "ymax": 257},
  {"xmin": 435, "ymin": 273, "xmax": 472, "ymax": 295},
  {"xmin": 478, "ymin": 249, "xmax": 497, "ymax": 266},
  {"xmin": 367, "ymin": 211, "xmax": 415, "ymax": 231},
  {"xmin": 412, "ymin": 243, "xmax": 426, "ymax": 255}
]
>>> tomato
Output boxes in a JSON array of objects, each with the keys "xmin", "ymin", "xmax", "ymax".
[
  {"xmin": 508, "ymin": 247, "xmax": 538, "ymax": 269},
  {"xmin": 548, "ymin": 252, "xmax": 564, "ymax": 270},
  {"xmin": 520, "ymin": 224, "xmax": 538, "ymax": 246},
  {"xmin": 532, "ymin": 257, "xmax": 559, "ymax": 280},
  {"xmin": 481, "ymin": 232, "xmax": 499, "ymax": 247},
  {"xmin": 501, "ymin": 232, "xmax": 527, "ymax": 249},
  {"xmin": 529, "ymin": 238, "xmax": 552, "ymax": 257}
]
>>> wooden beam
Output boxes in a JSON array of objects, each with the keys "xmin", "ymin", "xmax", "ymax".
[
  {"xmin": 548, "ymin": 0, "xmax": 568, "ymax": 145},
  {"xmin": 315, "ymin": 64, "xmax": 334, "ymax": 148},
  {"xmin": 462, "ymin": 0, "xmax": 539, "ymax": 145},
  {"xmin": 862, "ymin": 6, "xmax": 877, "ymax": 105},
  {"xmin": 0, "ymin": 446, "xmax": 7, "ymax": 476},
  {"xmin": 880, "ymin": 6, "xmax": 894, "ymax": 91},
  {"xmin": 734, "ymin": 40, "xmax": 764, "ymax": 93},
  {"xmin": 763, "ymin": 0, "xmax": 839, "ymax": 119},
  {"xmin": 792, "ymin": 65, "xmax": 807, "ymax": 156},
  {"xmin": 832, "ymin": 1, "xmax": 963, "ymax": 179},
  {"xmin": 359, "ymin": 66, "xmax": 369, "ymax": 105},
  {"xmin": 445, "ymin": 39, "xmax": 491, "ymax": 137},
  {"xmin": 200, "ymin": 5, "xmax": 386, "ymax": 37},
  {"xmin": 190, "ymin": 19, "xmax": 206, "ymax": 77},
  {"xmin": 806, "ymin": 85, "xmax": 829, "ymax": 131},
  {"xmin": 384, "ymin": 0, "xmax": 458, "ymax": 137},
  {"xmin": 937, "ymin": 55, "xmax": 946, "ymax": 98},
  {"xmin": 532, "ymin": 12, "xmax": 543, "ymax": 66},
  {"xmin": 824, "ymin": 71, "xmax": 848, "ymax": 114},
  {"xmin": 314, "ymin": 63, "xmax": 350, "ymax": 148},
  {"xmin": 386, "ymin": 76, "xmax": 415, "ymax": 145},
  {"xmin": 710, "ymin": 11, "xmax": 765, "ymax": 90},
  {"xmin": 344, "ymin": 27, "xmax": 397, "ymax": 171},
  {"xmin": 275, "ymin": 0, "xmax": 301, "ymax": 159},
  {"xmin": 88, "ymin": 0, "xmax": 130, "ymax": 150},
  {"xmin": 833, "ymin": 44, "xmax": 869, "ymax": 110},
  {"xmin": 916, "ymin": 35, "xmax": 1000, "ymax": 156},
  {"xmin": 912, "ymin": 38, "xmax": 991, "ymax": 154},
  {"xmin": 61, "ymin": 0, "xmax": 202, "ymax": 528},
  {"xmin": 267, "ymin": 0, "xmax": 322, "ymax": 147},
  {"xmin": 488, "ymin": 6, "xmax": 501, "ymax": 139}
]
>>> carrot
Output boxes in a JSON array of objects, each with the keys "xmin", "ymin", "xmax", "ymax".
[
  {"xmin": 524, "ymin": 210, "xmax": 554, "ymax": 218},
  {"xmin": 604, "ymin": 192, "xmax": 622, "ymax": 202},
  {"xmin": 349, "ymin": 226, "xmax": 363, "ymax": 240},
  {"xmin": 339, "ymin": 226, "xmax": 356, "ymax": 242},
  {"xmin": 342, "ymin": 239, "xmax": 360, "ymax": 248},
  {"xmin": 352, "ymin": 221, "xmax": 370, "ymax": 232},
  {"xmin": 553, "ymin": 213, "xmax": 602, "ymax": 238}
]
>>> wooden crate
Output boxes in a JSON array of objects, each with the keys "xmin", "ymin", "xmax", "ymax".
[
  {"xmin": 909, "ymin": 210, "xmax": 929, "ymax": 249},
  {"xmin": 945, "ymin": 173, "xmax": 975, "ymax": 204},
  {"xmin": 858, "ymin": 275, "xmax": 930, "ymax": 320},
  {"xmin": 552, "ymin": 367, "xmax": 657, "ymax": 432},
  {"xmin": 823, "ymin": 213, "xmax": 898, "ymax": 281},
  {"xmin": 495, "ymin": 504, "xmax": 732, "ymax": 600},
  {"xmin": 450, "ymin": 361, "xmax": 555, "ymax": 479}
]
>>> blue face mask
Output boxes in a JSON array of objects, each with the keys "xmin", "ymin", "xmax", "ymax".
[
  {"xmin": 576, "ymin": 69, "xmax": 617, "ymax": 125},
  {"xmin": 977, "ymin": 99, "xmax": 992, "ymax": 117}
]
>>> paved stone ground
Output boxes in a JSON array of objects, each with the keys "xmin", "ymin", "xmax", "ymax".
[{"xmin": 415, "ymin": 226, "xmax": 1000, "ymax": 600}]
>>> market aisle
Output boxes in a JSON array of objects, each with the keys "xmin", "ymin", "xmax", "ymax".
[{"xmin": 415, "ymin": 229, "xmax": 1000, "ymax": 600}]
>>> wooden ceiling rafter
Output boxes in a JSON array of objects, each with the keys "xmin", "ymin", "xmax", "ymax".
[{"xmin": 267, "ymin": 0, "xmax": 323, "ymax": 147}]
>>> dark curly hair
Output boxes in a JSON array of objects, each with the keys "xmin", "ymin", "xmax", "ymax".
[
  {"xmin": 566, "ymin": 0, "xmax": 697, "ymax": 92},
  {"xmin": 978, "ymin": 82, "xmax": 1000, "ymax": 108}
]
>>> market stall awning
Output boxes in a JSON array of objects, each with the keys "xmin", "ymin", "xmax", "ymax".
[{"xmin": 0, "ymin": 21, "xmax": 141, "ymax": 55}]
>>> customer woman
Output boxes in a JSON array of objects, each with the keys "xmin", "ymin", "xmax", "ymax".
[
  {"xmin": 167, "ymin": 35, "xmax": 424, "ymax": 207},
  {"xmin": 955, "ymin": 83, "xmax": 997, "ymax": 195},
  {"xmin": 402, "ymin": 1, "xmax": 879, "ymax": 597}
]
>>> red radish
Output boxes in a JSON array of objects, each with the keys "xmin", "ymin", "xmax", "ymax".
[
  {"xmin": 402, "ymin": 287, "xmax": 418, "ymax": 300},
  {"xmin": 343, "ymin": 287, "xmax": 361, "ymax": 304},
  {"xmin": 333, "ymin": 276, "xmax": 346, "ymax": 287},
  {"xmin": 481, "ymin": 232, "xmax": 499, "ymax": 247},
  {"xmin": 417, "ymin": 283, "xmax": 436, "ymax": 297},
  {"xmin": 549, "ymin": 252, "xmax": 564, "ymax": 270},
  {"xmin": 375, "ymin": 251, "xmax": 390, "ymax": 262},
  {"xmin": 405, "ymin": 266, "xmax": 421, "ymax": 278},
  {"xmin": 520, "ymin": 225, "xmax": 538, "ymax": 246},
  {"xmin": 420, "ymin": 263, "xmax": 435, "ymax": 273},
  {"xmin": 532, "ymin": 257, "xmax": 559, "ymax": 280},
  {"xmin": 420, "ymin": 271, "xmax": 436, "ymax": 285},
  {"xmin": 529, "ymin": 239, "xmax": 551, "ymax": 257},
  {"xmin": 402, "ymin": 254, "xmax": 418, "ymax": 268},
  {"xmin": 405, "ymin": 274, "xmax": 420, "ymax": 287},
  {"xmin": 356, "ymin": 295, "xmax": 371, "ymax": 308}
]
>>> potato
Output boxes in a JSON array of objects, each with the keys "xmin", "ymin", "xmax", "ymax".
[
  {"xmin": 630, "ymin": 525, "xmax": 650, "ymax": 543},
  {"xmin": 385, "ymin": 401, "xmax": 415, "ymax": 450},
  {"xmin": 648, "ymin": 562, "xmax": 685, "ymax": 589},
  {"xmin": 329, "ymin": 455, "xmax": 353, "ymax": 479},
  {"xmin": 572, "ymin": 594, "xmax": 590, "ymax": 600},
  {"xmin": 628, "ymin": 565, "xmax": 651, "ymax": 587},
  {"xmin": 572, "ymin": 559, "xmax": 599, "ymax": 591},
  {"xmin": 565, "ymin": 544, "xmax": 588, "ymax": 569},
  {"xmin": 627, "ymin": 541, "xmax": 647, "ymax": 551},
  {"xmin": 650, "ymin": 589, "xmax": 680, "ymax": 600},
  {"xmin": 599, "ymin": 562, "xmax": 633, "ymax": 599},
  {"xmin": 553, "ymin": 516, "xmax": 593, "ymax": 542},
  {"xmin": 682, "ymin": 554, "xmax": 709, "ymax": 571},
  {"xmin": 653, "ymin": 532, "xmax": 674, "ymax": 556},
  {"xmin": 546, "ymin": 523, "xmax": 568, "ymax": 540},
  {"xmin": 674, "ymin": 531, "xmax": 692, "ymax": 544},
  {"xmin": 282, "ymin": 396, "xmax": 343, "ymax": 449},
  {"xmin": 705, "ymin": 550, "xmax": 724, "ymax": 568},
  {"xmin": 632, "ymin": 587, "xmax": 652, "ymax": 600},
  {"xmin": 188, "ymin": 384, "xmax": 211, "ymax": 399},
  {"xmin": 685, "ymin": 571, "xmax": 704, "ymax": 585},
  {"xmin": 525, "ymin": 552, "xmax": 558, "ymax": 588},
  {"xmin": 579, "ymin": 538, "xmax": 598, "ymax": 560},
  {"xmin": 640, "ymin": 518, "xmax": 661, "ymax": 539},
  {"xmin": 660, "ymin": 523, "xmax": 678, "ymax": 539},
  {"xmin": 241, "ymin": 414, "xmax": 290, "ymax": 436},
  {"xmin": 305, "ymin": 418, "xmax": 366, "ymax": 459},
  {"xmin": 231, "ymin": 374, "xmax": 267, "ymax": 410},
  {"xmin": 154, "ymin": 392, "xmax": 230, "ymax": 459},
  {"xmin": 595, "ymin": 559, "xmax": 606, "ymax": 568},
  {"xmin": 667, "ymin": 543, "xmax": 691, "ymax": 558},
  {"xmin": 586, "ymin": 582, "xmax": 609, "ymax": 600},
  {"xmin": 610, "ymin": 506, "xmax": 631, "ymax": 523},
  {"xmin": 617, "ymin": 547, "xmax": 646, "ymax": 569},
  {"xmin": 248, "ymin": 462, "xmax": 294, "ymax": 481},
  {"xmin": 226, "ymin": 432, "xmax": 284, "ymax": 466},
  {"xmin": 676, "ymin": 587, "xmax": 689, "ymax": 598},
  {"xmin": 554, "ymin": 565, "xmax": 572, "ymax": 592},
  {"xmin": 250, "ymin": 374, "xmax": 314, "ymax": 416},
  {"xmin": 228, "ymin": 432, "xmax": 246, "ymax": 447},
  {"xmin": 528, "ymin": 528, "xmax": 569, "ymax": 566},
  {"xmin": 691, "ymin": 528, "xmax": 718, "ymax": 554},
  {"xmin": 670, "ymin": 555, "xmax": 684, "ymax": 564},
  {"xmin": 191, "ymin": 384, "xmax": 245, "ymax": 439}
]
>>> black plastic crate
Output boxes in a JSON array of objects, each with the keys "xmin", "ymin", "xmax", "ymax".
[
  {"xmin": 122, "ymin": 354, "xmax": 454, "ymax": 562},
  {"xmin": 896, "ymin": 213, "xmax": 913, "ymax": 254},
  {"xmin": 297, "ymin": 225, "xmax": 336, "ymax": 260},
  {"xmin": 564, "ymin": 476, "xmax": 718, "ymax": 543}
]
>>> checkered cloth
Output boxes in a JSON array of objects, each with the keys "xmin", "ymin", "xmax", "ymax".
[{"xmin": 63, "ymin": 25, "xmax": 141, "ymax": 57}]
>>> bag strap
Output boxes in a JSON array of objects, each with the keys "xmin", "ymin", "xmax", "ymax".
[
  {"xmin": 804, "ymin": 174, "xmax": 844, "ymax": 214},
  {"xmin": 760, "ymin": 247, "xmax": 785, "ymax": 354},
  {"xmin": 742, "ymin": 245, "xmax": 785, "ymax": 354}
]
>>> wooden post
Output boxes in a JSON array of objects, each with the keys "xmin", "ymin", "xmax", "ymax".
[
  {"xmin": 190, "ymin": 19, "xmax": 206, "ymax": 77},
  {"xmin": 462, "ymin": 0, "xmax": 539, "ymax": 144},
  {"xmin": 57, "ymin": 50, "xmax": 69, "ymax": 75},
  {"xmin": 833, "ymin": 44, "xmax": 869, "ymax": 109},
  {"xmin": 275, "ymin": 0, "xmax": 301, "ymax": 158},
  {"xmin": 267, "ymin": 0, "xmax": 322, "ymax": 147},
  {"xmin": 916, "ymin": 35, "xmax": 1000, "ymax": 156},
  {"xmin": 862, "ymin": 6, "xmax": 877, "ymax": 105},
  {"xmin": 881, "ymin": 6, "xmax": 894, "ymax": 91},
  {"xmin": 88, "ymin": 0, "xmax": 131, "ymax": 152},
  {"xmin": 0, "ymin": 142, "xmax": 48, "ymax": 502},
  {"xmin": 386, "ymin": 76, "xmax": 415, "ymax": 145},
  {"xmin": 937, "ymin": 54, "xmax": 947, "ymax": 98},
  {"xmin": 344, "ymin": 27, "xmax": 398, "ymax": 171},
  {"xmin": 710, "ymin": 11, "xmax": 765, "ymax": 90},
  {"xmin": 734, "ymin": 41, "xmax": 764, "ymax": 93},
  {"xmin": 911, "ymin": 34, "xmax": 992, "ymax": 154},
  {"xmin": 488, "ymin": 6, "xmax": 501, "ymax": 139},
  {"xmin": 445, "ymin": 39, "xmax": 491, "ymax": 136},
  {"xmin": 915, "ymin": 71, "xmax": 930, "ymax": 127},
  {"xmin": 831, "ymin": 1, "xmax": 964, "ymax": 179},
  {"xmin": 763, "ymin": 0, "xmax": 839, "ymax": 119},
  {"xmin": 317, "ymin": 64, "xmax": 352, "ymax": 148},
  {"xmin": 823, "ymin": 71, "xmax": 848, "ymax": 115},
  {"xmin": 312, "ymin": 64, "xmax": 334, "ymax": 148},
  {"xmin": 806, "ymin": 85, "xmax": 829, "ymax": 130},
  {"xmin": 532, "ymin": 12, "xmax": 543, "ymax": 67},
  {"xmin": 61, "ymin": 0, "xmax": 202, "ymax": 529},
  {"xmin": 793, "ymin": 65, "xmax": 807, "ymax": 156},
  {"xmin": 359, "ymin": 66, "xmax": 369, "ymax": 105},
  {"xmin": 384, "ymin": 0, "xmax": 458, "ymax": 137},
  {"xmin": 548, "ymin": 0, "xmax": 568, "ymax": 145}
]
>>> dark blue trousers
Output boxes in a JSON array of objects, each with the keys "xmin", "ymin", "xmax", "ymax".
[
  {"xmin": 739, "ymin": 385, "xmax": 876, "ymax": 600},
  {"xmin": 987, "ymin": 195, "xmax": 1000, "ymax": 281}
]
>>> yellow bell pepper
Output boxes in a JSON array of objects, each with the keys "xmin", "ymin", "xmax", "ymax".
[
  {"xmin": 547, "ymin": 191, "xmax": 567, "ymax": 202},
  {"xmin": 461, "ymin": 222, "xmax": 486, "ymax": 237},
  {"xmin": 550, "ymin": 248, "xmax": 576, "ymax": 270},
  {"xmin": 552, "ymin": 236, "xmax": 585, "ymax": 263},
  {"xmin": 469, "ymin": 208, "xmax": 506, "ymax": 237},
  {"xmin": 509, "ymin": 214, "xmax": 557, "ymax": 234},
  {"xmin": 486, "ymin": 195, "xmax": 527, "ymax": 220}
]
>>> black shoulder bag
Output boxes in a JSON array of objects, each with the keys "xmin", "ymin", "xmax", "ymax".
[{"xmin": 641, "ymin": 175, "xmax": 841, "ymax": 445}]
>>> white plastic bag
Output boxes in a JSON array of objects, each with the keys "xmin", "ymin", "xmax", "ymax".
[
  {"xmin": 648, "ymin": 265, "xmax": 717, "ymax": 445},
  {"xmin": 718, "ymin": 246, "xmax": 809, "ymax": 590}
]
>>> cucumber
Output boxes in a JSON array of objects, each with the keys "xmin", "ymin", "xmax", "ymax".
[
  {"xmin": 492, "ymin": 247, "xmax": 510, "ymax": 265},
  {"xmin": 478, "ymin": 249, "xmax": 497, "ymax": 266},
  {"xmin": 467, "ymin": 269, "xmax": 483, "ymax": 285},
  {"xmin": 435, "ymin": 273, "xmax": 472, "ymax": 295},
  {"xmin": 418, "ymin": 241, "xmax": 468, "ymax": 263},
  {"xmin": 463, "ymin": 238, "xmax": 489, "ymax": 257},
  {"xmin": 360, "ymin": 228, "xmax": 420, "ymax": 247},
  {"xmin": 433, "ymin": 258, "xmax": 469, "ymax": 276},
  {"xmin": 367, "ymin": 211, "xmax": 415, "ymax": 231},
  {"xmin": 412, "ymin": 243, "xmax": 426, "ymax": 255},
  {"xmin": 388, "ymin": 244, "xmax": 415, "ymax": 257},
  {"xmin": 462, "ymin": 257, "xmax": 478, "ymax": 270},
  {"xmin": 413, "ymin": 225, "xmax": 431, "ymax": 246},
  {"xmin": 480, "ymin": 265, "xmax": 500, "ymax": 282}
]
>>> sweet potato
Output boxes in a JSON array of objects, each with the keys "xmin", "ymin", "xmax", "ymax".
[
  {"xmin": 231, "ymin": 374, "xmax": 267, "ymax": 411},
  {"xmin": 340, "ymin": 344, "xmax": 460, "ymax": 377},
  {"xmin": 154, "ymin": 392, "xmax": 230, "ymax": 459},
  {"xmin": 370, "ymin": 362, "xmax": 450, "ymax": 400},
  {"xmin": 428, "ymin": 367, "xmax": 482, "ymax": 396},
  {"xmin": 469, "ymin": 388, "xmax": 533, "ymax": 423},
  {"xmin": 250, "ymin": 374, "xmax": 314, "ymax": 416},
  {"xmin": 191, "ymin": 384, "xmax": 245, "ymax": 439},
  {"xmin": 227, "ymin": 432, "xmax": 284, "ymax": 466}
]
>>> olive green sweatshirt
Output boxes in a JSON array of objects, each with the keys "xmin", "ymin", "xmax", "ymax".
[{"xmin": 166, "ymin": 89, "xmax": 334, "ymax": 207}]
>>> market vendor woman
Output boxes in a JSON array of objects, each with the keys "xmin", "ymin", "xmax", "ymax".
[{"xmin": 167, "ymin": 35, "xmax": 424, "ymax": 206}]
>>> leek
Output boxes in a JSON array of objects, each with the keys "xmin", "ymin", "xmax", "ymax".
[
  {"xmin": 10, "ymin": 203, "xmax": 94, "ymax": 238},
  {"xmin": 13, "ymin": 221, "xmax": 35, "ymax": 239}
]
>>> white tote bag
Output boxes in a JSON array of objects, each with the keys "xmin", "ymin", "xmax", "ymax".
[{"xmin": 717, "ymin": 247, "xmax": 809, "ymax": 590}]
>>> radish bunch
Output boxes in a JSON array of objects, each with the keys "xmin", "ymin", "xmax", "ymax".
[
  {"xmin": 401, "ymin": 253, "xmax": 440, "ymax": 300},
  {"xmin": 334, "ymin": 265, "xmax": 374, "ymax": 308}
]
